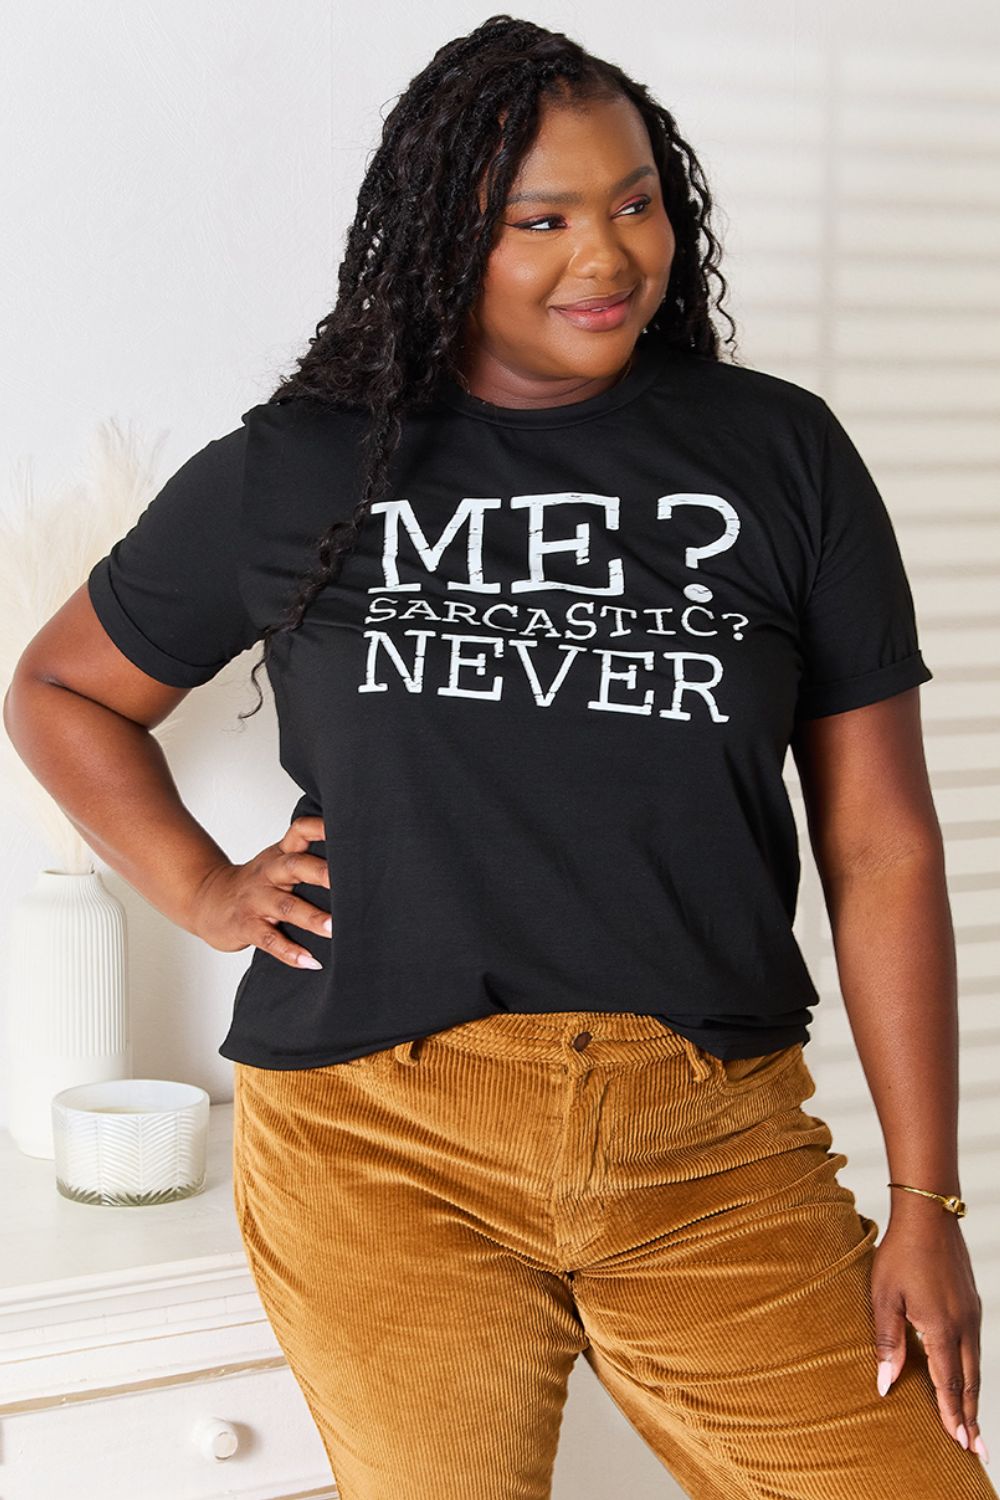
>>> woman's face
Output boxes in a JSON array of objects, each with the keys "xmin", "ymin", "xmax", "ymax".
[{"xmin": 459, "ymin": 91, "xmax": 675, "ymax": 408}]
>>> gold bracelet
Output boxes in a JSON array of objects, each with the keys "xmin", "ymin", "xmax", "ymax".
[{"xmin": 887, "ymin": 1182, "xmax": 967, "ymax": 1217}]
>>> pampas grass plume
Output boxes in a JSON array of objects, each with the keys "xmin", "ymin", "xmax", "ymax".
[{"xmin": 0, "ymin": 418, "xmax": 187, "ymax": 872}]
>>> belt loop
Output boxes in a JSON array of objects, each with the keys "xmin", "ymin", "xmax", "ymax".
[
  {"xmin": 679, "ymin": 1034, "xmax": 713, "ymax": 1084},
  {"xmin": 392, "ymin": 1038, "xmax": 421, "ymax": 1066}
]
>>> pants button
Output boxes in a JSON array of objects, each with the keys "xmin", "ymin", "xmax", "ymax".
[{"xmin": 571, "ymin": 1031, "xmax": 592, "ymax": 1051}]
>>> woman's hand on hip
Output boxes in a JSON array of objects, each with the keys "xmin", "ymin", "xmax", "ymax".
[{"xmin": 189, "ymin": 816, "xmax": 331, "ymax": 970}]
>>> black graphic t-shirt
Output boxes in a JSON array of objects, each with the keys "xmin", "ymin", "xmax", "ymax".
[{"xmin": 86, "ymin": 338, "xmax": 933, "ymax": 1065}]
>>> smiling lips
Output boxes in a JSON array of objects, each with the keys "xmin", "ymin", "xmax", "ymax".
[
  {"xmin": 555, "ymin": 287, "xmax": 636, "ymax": 311},
  {"xmin": 552, "ymin": 287, "xmax": 636, "ymax": 330}
]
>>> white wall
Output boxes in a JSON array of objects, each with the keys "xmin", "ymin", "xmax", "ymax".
[{"xmin": 3, "ymin": 2, "xmax": 998, "ymax": 1493}]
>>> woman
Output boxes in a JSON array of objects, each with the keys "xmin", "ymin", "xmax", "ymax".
[{"xmin": 6, "ymin": 15, "xmax": 993, "ymax": 1499}]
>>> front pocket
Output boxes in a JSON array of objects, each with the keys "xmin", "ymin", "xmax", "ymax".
[{"xmin": 715, "ymin": 1041, "xmax": 805, "ymax": 1094}]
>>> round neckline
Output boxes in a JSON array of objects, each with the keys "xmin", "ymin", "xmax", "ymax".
[{"xmin": 433, "ymin": 337, "xmax": 673, "ymax": 428}]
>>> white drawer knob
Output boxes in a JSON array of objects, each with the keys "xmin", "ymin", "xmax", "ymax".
[{"xmin": 192, "ymin": 1415, "xmax": 240, "ymax": 1460}]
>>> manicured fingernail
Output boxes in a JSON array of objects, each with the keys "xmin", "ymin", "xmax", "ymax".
[
  {"xmin": 876, "ymin": 1361, "xmax": 894, "ymax": 1396},
  {"xmin": 956, "ymin": 1424, "xmax": 969, "ymax": 1450},
  {"xmin": 973, "ymin": 1434, "xmax": 989, "ymax": 1463},
  {"xmin": 322, "ymin": 916, "xmax": 332, "ymax": 933},
  {"xmin": 297, "ymin": 953, "xmax": 322, "ymax": 969}
]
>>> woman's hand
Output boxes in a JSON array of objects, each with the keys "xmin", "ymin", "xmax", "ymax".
[
  {"xmin": 871, "ymin": 1210, "xmax": 988, "ymax": 1463},
  {"xmin": 190, "ymin": 816, "xmax": 331, "ymax": 970}
]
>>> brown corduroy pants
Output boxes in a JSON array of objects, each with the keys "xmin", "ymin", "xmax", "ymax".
[{"xmin": 232, "ymin": 1011, "xmax": 996, "ymax": 1499}]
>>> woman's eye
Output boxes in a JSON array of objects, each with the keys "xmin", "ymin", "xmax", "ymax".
[{"xmin": 512, "ymin": 196, "xmax": 652, "ymax": 232}]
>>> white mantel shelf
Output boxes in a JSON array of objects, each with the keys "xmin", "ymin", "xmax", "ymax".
[
  {"xmin": 1, "ymin": 1102, "xmax": 244, "ymax": 1292},
  {"xmin": 0, "ymin": 1101, "xmax": 339, "ymax": 1500}
]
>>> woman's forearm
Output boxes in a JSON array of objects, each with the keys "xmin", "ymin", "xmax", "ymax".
[
  {"xmin": 3, "ymin": 676, "xmax": 232, "ymax": 934},
  {"xmin": 820, "ymin": 842, "xmax": 962, "ymax": 1220}
]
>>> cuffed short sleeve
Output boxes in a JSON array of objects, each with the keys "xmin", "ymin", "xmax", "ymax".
[
  {"xmin": 794, "ymin": 401, "xmax": 933, "ymax": 721},
  {"xmin": 86, "ymin": 424, "xmax": 263, "ymax": 688}
]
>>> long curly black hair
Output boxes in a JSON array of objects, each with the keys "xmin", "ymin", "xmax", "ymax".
[{"xmin": 238, "ymin": 14, "xmax": 740, "ymax": 721}]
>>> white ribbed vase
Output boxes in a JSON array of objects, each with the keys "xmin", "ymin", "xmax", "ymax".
[{"xmin": 3, "ymin": 868, "xmax": 131, "ymax": 1159}]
